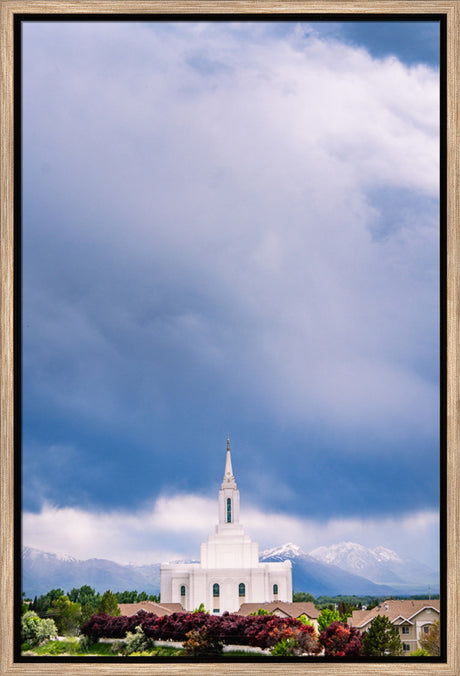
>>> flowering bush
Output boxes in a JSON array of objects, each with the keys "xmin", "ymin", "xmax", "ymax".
[
  {"xmin": 80, "ymin": 609, "xmax": 322, "ymax": 653},
  {"xmin": 268, "ymin": 623, "xmax": 321, "ymax": 656},
  {"xmin": 319, "ymin": 621, "xmax": 363, "ymax": 656},
  {"xmin": 183, "ymin": 625, "xmax": 223, "ymax": 656}
]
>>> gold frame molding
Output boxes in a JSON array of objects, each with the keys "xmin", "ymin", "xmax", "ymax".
[{"xmin": 1, "ymin": 2, "xmax": 458, "ymax": 675}]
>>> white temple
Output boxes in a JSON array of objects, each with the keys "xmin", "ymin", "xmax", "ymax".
[{"xmin": 160, "ymin": 437, "xmax": 292, "ymax": 613}]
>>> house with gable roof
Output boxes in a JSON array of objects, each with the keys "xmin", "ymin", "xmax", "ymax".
[
  {"xmin": 118, "ymin": 600, "xmax": 183, "ymax": 617},
  {"xmin": 237, "ymin": 601, "xmax": 320, "ymax": 631},
  {"xmin": 348, "ymin": 599, "xmax": 440, "ymax": 653}
]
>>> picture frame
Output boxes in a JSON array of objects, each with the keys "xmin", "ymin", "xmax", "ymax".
[{"xmin": 1, "ymin": 1, "xmax": 458, "ymax": 675}]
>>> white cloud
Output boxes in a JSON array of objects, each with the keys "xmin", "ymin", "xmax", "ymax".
[{"xmin": 23, "ymin": 494, "xmax": 439, "ymax": 569}]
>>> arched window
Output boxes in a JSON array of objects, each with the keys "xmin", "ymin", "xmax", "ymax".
[
  {"xmin": 180, "ymin": 585, "xmax": 186, "ymax": 596},
  {"xmin": 226, "ymin": 498, "xmax": 232, "ymax": 523},
  {"xmin": 238, "ymin": 583, "xmax": 245, "ymax": 597},
  {"xmin": 273, "ymin": 584, "xmax": 278, "ymax": 595},
  {"xmin": 213, "ymin": 583, "xmax": 220, "ymax": 597}
]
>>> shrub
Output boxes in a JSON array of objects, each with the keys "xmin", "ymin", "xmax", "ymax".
[
  {"xmin": 183, "ymin": 625, "xmax": 223, "ymax": 657},
  {"xmin": 78, "ymin": 634, "xmax": 93, "ymax": 652},
  {"xmin": 268, "ymin": 624, "xmax": 321, "ymax": 656},
  {"xmin": 124, "ymin": 626, "xmax": 156, "ymax": 655},
  {"xmin": 271, "ymin": 637, "xmax": 299, "ymax": 656},
  {"xmin": 410, "ymin": 648, "xmax": 430, "ymax": 656},
  {"xmin": 21, "ymin": 611, "xmax": 57, "ymax": 647},
  {"xmin": 319, "ymin": 621, "xmax": 363, "ymax": 656},
  {"xmin": 80, "ymin": 609, "xmax": 321, "ymax": 653}
]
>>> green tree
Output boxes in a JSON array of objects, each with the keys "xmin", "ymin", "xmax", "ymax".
[
  {"xmin": 318, "ymin": 607, "xmax": 341, "ymax": 632},
  {"xmin": 298, "ymin": 614, "xmax": 315, "ymax": 628},
  {"xmin": 418, "ymin": 620, "xmax": 440, "ymax": 656},
  {"xmin": 98, "ymin": 590, "xmax": 121, "ymax": 616},
  {"xmin": 47, "ymin": 596, "xmax": 82, "ymax": 636},
  {"xmin": 192, "ymin": 603, "xmax": 208, "ymax": 614},
  {"xmin": 68, "ymin": 585, "xmax": 99, "ymax": 606},
  {"xmin": 21, "ymin": 611, "xmax": 57, "ymax": 647},
  {"xmin": 249, "ymin": 608, "xmax": 272, "ymax": 616},
  {"xmin": 363, "ymin": 615, "xmax": 403, "ymax": 656},
  {"xmin": 33, "ymin": 588, "xmax": 66, "ymax": 616},
  {"xmin": 292, "ymin": 592, "xmax": 315, "ymax": 603}
]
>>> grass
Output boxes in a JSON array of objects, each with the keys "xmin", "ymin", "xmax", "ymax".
[{"xmin": 22, "ymin": 640, "xmax": 184, "ymax": 657}]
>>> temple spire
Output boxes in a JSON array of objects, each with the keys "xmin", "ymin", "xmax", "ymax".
[{"xmin": 221, "ymin": 435, "xmax": 237, "ymax": 489}]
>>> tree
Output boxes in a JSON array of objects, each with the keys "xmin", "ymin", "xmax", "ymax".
[
  {"xmin": 98, "ymin": 590, "xmax": 121, "ymax": 616},
  {"xmin": 21, "ymin": 611, "xmax": 57, "ymax": 647},
  {"xmin": 33, "ymin": 588, "xmax": 66, "ymax": 616},
  {"xmin": 292, "ymin": 592, "xmax": 315, "ymax": 603},
  {"xmin": 418, "ymin": 620, "xmax": 440, "ymax": 656},
  {"xmin": 249, "ymin": 608, "xmax": 272, "ymax": 616},
  {"xmin": 363, "ymin": 615, "xmax": 403, "ymax": 656},
  {"xmin": 68, "ymin": 585, "xmax": 99, "ymax": 606},
  {"xmin": 192, "ymin": 603, "xmax": 208, "ymax": 614},
  {"xmin": 298, "ymin": 614, "xmax": 315, "ymax": 628},
  {"xmin": 318, "ymin": 607, "xmax": 341, "ymax": 632},
  {"xmin": 319, "ymin": 621, "xmax": 363, "ymax": 656},
  {"xmin": 47, "ymin": 596, "xmax": 82, "ymax": 636}
]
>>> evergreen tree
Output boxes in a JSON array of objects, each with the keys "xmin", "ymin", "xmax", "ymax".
[
  {"xmin": 363, "ymin": 615, "xmax": 403, "ymax": 656},
  {"xmin": 98, "ymin": 590, "xmax": 121, "ymax": 616}
]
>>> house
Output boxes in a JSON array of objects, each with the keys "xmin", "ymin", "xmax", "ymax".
[
  {"xmin": 118, "ymin": 600, "xmax": 183, "ymax": 617},
  {"xmin": 237, "ymin": 601, "xmax": 320, "ymax": 632},
  {"xmin": 160, "ymin": 437, "xmax": 292, "ymax": 614},
  {"xmin": 348, "ymin": 599, "xmax": 440, "ymax": 652}
]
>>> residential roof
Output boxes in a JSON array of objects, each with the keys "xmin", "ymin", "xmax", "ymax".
[
  {"xmin": 349, "ymin": 599, "xmax": 440, "ymax": 629},
  {"xmin": 118, "ymin": 601, "xmax": 183, "ymax": 617},
  {"xmin": 237, "ymin": 602, "xmax": 319, "ymax": 619}
]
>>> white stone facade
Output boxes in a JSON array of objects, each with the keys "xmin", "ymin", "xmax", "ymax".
[{"xmin": 160, "ymin": 439, "xmax": 292, "ymax": 614}]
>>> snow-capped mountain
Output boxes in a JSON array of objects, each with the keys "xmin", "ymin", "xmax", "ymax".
[
  {"xmin": 22, "ymin": 541, "xmax": 438, "ymax": 599},
  {"xmin": 308, "ymin": 541, "xmax": 438, "ymax": 590},
  {"xmin": 22, "ymin": 547, "xmax": 161, "ymax": 598},
  {"xmin": 259, "ymin": 543, "xmax": 397, "ymax": 597}
]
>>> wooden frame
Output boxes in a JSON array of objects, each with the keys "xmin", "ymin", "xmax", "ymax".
[{"xmin": 1, "ymin": 2, "xmax": 458, "ymax": 675}]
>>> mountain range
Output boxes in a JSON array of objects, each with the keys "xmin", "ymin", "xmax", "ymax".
[
  {"xmin": 22, "ymin": 542, "xmax": 438, "ymax": 599},
  {"xmin": 261, "ymin": 542, "xmax": 438, "ymax": 597}
]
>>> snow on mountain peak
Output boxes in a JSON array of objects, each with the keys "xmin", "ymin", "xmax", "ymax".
[
  {"xmin": 22, "ymin": 546, "xmax": 79, "ymax": 563},
  {"xmin": 260, "ymin": 542, "xmax": 305, "ymax": 560},
  {"xmin": 372, "ymin": 546, "xmax": 403, "ymax": 563}
]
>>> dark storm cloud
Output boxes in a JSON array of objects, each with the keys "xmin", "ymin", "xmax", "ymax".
[{"xmin": 21, "ymin": 20, "xmax": 439, "ymax": 564}]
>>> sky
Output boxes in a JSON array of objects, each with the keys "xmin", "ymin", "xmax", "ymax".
[{"xmin": 21, "ymin": 19, "xmax": 440, "ymax": 571}]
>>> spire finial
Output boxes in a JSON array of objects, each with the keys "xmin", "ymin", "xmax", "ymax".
[{"xmin": 221, "ymin": 435, "xmax": 236, "ymax": 488}]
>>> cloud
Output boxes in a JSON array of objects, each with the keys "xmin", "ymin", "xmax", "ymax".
[
  {"xmin": 21, "ymin": 21, "xmax": 440, "ymax": 519},
  {"xmin": 23, "ymin": 494, "xmax": 439, "ymax": 570}
]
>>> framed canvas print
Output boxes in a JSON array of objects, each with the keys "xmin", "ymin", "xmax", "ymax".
[{"xmin": 1, "ymin": 1, "xmax": 459, "ymax": 675}]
